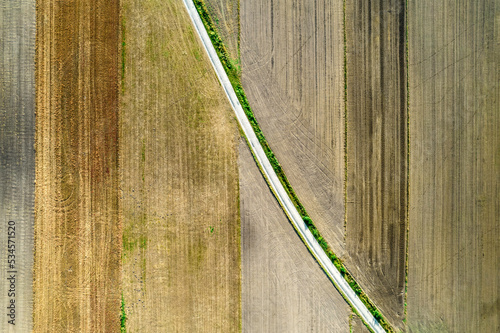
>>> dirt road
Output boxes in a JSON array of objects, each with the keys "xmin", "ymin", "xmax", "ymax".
[{"xmin": 0, "ymin": 1, "xmax": 35, "ymax": 331}]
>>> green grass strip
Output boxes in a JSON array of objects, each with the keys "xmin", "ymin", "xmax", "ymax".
[
  {"xmin": 192, "ymin": 1, "xmax": 395, "ymax": 332},
  {"xmin": 120, "ymin": 294, "xmax": 127, "ymax": 332}
]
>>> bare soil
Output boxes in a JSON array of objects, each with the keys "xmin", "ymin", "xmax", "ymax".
[
  {"xmin": 240, "ymin": 141, "xmax": 350, "ymax": 332},
  {"xmin": 34, "ymin": 0, "xmax": 121, "ymax": 331},
  {"xmin": 351, "ymin": 313, "xmax": 370, "ymax": 333},
  {"xmin": 344, "ymin": 0, "xmax": 407, "ymax": 329},
  {"xmin": 0, "ymin": 1, "xmax": 35, "ymax": 331},
  {"xmin": 240, "ymin": 0, "xmax": 346, "ymax": 256},
  {"xmin": 120, "ymin": 0, "xmax": 241, "ymax": 331},
  {"xmin": 407, "ymin": 1, "xmax": 499, "ymax": 331}
]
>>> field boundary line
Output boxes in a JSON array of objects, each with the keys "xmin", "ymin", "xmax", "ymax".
[
  {"xmin": 182, "ymin": 1, "xmax": 391, "ymax": 332},
  {"xmin": 403, "ymin": 0, "xmax": 410, "ymax": 328}
]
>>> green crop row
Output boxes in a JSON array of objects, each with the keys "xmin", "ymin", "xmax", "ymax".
[{"xmin": 192, "ymin": 1, "xmax": 395, "ymax": 332}]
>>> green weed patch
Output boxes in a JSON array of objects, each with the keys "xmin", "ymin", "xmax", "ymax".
[{"xmin": 120, "ymin": 294, "xmax": 127, "ymax": 332}]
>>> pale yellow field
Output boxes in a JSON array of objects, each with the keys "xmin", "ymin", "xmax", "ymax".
[{"xmin": 120, "ymin": 0, "xmax": 241, "ymax": 331}]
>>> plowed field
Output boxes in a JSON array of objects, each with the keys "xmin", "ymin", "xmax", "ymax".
[
  {"xmin": 205, "ymin": 0, "xmax": 239, "ymax": 61},
  {"xmin": 240, "ymin": 0, "xmax": 346, "ymax": 257},
  {"xmin": 351, "ymin": 313, "xmax": 370, "ymax": 333},
  {"xmin": 240, "ymin": 141, "xmax": 350, "ymax": 332},
  {"xmin": 407, "ymin": 1, "xmax": 499, "ymax": 331},
  {"xmin": 345, "ymin": 0, "xmax": 407, "ymax": 329}
]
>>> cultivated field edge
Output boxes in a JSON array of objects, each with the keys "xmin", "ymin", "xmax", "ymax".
[
  {"xmin": 403, "ymin": 0, "xmax": 410, "ymax": 328},
  {"xmin": 192, "ymin": 0, "xmax": 395, "ymax": 331}
]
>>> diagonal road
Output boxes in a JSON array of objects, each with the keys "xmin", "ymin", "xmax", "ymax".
[{"xmin": 182, "ymin": 1, "xmax": 386, "ymax": 332}]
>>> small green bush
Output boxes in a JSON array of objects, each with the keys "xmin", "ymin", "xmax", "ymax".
[{"xmin": 120, "ymin": 294, "xmax": 127, "ymax": 332}]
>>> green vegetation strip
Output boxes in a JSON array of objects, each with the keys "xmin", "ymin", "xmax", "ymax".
[
  {"xmin": 120, "ymin": 294, "xmax": 127, "ymax": 332},
  {"xmin": 193, "ymin": 1, "xmax": 395, "ymax": 332}
]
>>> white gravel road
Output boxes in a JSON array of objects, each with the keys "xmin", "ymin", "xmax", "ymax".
[{"xmin": 182, "ymin": 1, "xmax": 386, "ymax": 332}]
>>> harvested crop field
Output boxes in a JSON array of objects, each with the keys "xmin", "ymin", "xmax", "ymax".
[
  {"xmin": 0, "ymin": 0, "xmax": 35, "ymax": 331},
  {"xmin": 120, "ymin": 0, "xmax": 241, "ymax": 331},
  {"xmin": 240, "ymin": 0, "xmax": 346, "ymax": 257},
  {"xmin": 407, "ymin": 1, "xmax": 499, "ymax": 331},
  {"xmin": 344, "ymin": 0, "xmax": 407, "ymax": 329},
  {"xmin": 34, "ymin": 0, "xmax": 121, "ymax": 331},
  {"xmin": 240, "ymin": 141, "xmax": 350, "ymax": 332}
]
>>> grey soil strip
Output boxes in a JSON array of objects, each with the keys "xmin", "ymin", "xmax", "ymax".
[{"xmin": 0, "ymin": 1, "xmax": 36, "ymax": 332}]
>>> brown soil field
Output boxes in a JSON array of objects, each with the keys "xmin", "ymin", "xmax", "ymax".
[
  {"xmin": 240, "ymin": 141, "xmax": 350, "ymax": 332},
  {"xmin": 204, "ymin": 0, "xmax": 239, "ymax": 62},
  {"xmin": 34, "ymin": 1, "xmax": 121, "ymax": 331},
  {"xmin": 240, "ymin": 0, "xmax": 346, "ymax": 257},
  {"xmin": 351, "ymin": 313, "xmax": 370, "ymax": 333},
  {"xmin": 120, "ymin": 0, "xmax": 241, "ymax": 331},
  {"xmin": 407, "ymin": 1, "xmax": 499, "ymax": 332},
  {"xmin": 344, "ymin": 0, "xmax": 407, "ymax": 329},
  {"xmin": 0, "ymin": 1, "xmax": 35, "ymax": 331}
]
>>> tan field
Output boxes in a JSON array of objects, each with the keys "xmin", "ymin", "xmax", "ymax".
[
  {"xmin": 29, "ymin": 1, "xmax": 499, "ymax": 332},
  {"xmin": 34, "ymin": 0, "xmax": 121, "ymax": 331},
  {"xmin": 0, "ymin": 1, "xmax": 35, "ymax": 331},
  {"xmin": 240, "ymin": 141, "xmax": 351, "ymax": 332},
  {"xmin": 344, "ymin": 0, "xmax": 407, "ymax": 329},
  {"xmin": 120, "ymin": 0, "xmax": 241, "ymax": 331},
  {"xmin": 407, "ymin": 1, "xmax": 499, "ymax": 331},
  {"xmin": 240, "ymin": 0, "xmax": 346, "ymax": 257}
]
